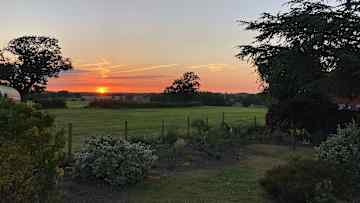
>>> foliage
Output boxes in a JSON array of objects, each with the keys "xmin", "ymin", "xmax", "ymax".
[
  {"xmin": 317, "ymin": 121, "xmax": 360, "ymax": 190},
  {"xmin": 237, "ymin": 0, "xmax": 360, "ymax": 101},
  {"xmin": 161, "ymin": 129, "xmax": 179, "ymax": 145},
  {"xmin": 198, "ymin": 92, "xmax": 232, "ymax": 106},
  {"xmin": 164, "ymin": 72, "xmax": 200, "ymax": 102},
  {"xmin": 191, "ymin": 119, "xmax": 209, "ymax": 135},
  {"xmin": 75, "ymin": 136, "xmax": 157, "ymax": 186},
  {"xmin": 88, "ymin": 99, "xmax": 202, "ymax": 108},
  {"xmin": 190, "ymin": 125, "xmax": 238, "ymax": 159},
  {"xmin": 266, "ymin": 96, "xmax": 356, "ymax": 145},
  {"xmin": 240, "ymin": 93, "xmax": 266, "ymax": 107},
  {"xmin": 0, "ymin": 98, "xmax": 65, "ymax": 202},
  {"xmin": 260, "ymin": 158, "xmax": 353, "ymax": 203},
  {"xmin": 35, "ymin": 98, "xmax": 67, "ymax": 109},
  {"xmin": 0, "ymin": 36, "xmax": 73, "ymax": 98}
]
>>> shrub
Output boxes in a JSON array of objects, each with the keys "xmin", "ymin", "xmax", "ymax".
[
  {"xmin": 191, "ymin": 119, "xmax": 209, "ymax": 135},
  {"xmin": 128, "ymin": 134, "xmax": 161, "ymax": 146},
  {"xmin": 190, "ymin": 126, "xmax": 234, "ymax": 159},
  {"xmin": 75, "ymin": 136, "xmax": 157, "ymax": 186},
  {"xmin": 161, "ymin": 129, "xmax": 179, "ymax": 145},
  {"xmin": 317, "ymin": 121, "xmax": 360, "ymax": 190},
  {"xmin": 260, "ymin": 158, "xmax": 352, "ymax": 203},
  {"xmin": 35, "ymin": 98, "xmax": 67, "ymax": 109},
  {"xmin": 0, "ymin": 98, "xmax": 65, "ymax": 202},
  {"xmin": 266, "ymin": 96, "xmax": 356, "ymax": 145}
]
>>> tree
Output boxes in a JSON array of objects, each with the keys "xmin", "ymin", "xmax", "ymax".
[
  {"xmin": 164, "ymin": 72, "xmax": 200, "ymax": 102},
  {"xmin": 237, "ymin": 0, "xmax": 360, "ymax": 101},
  {"xmin": 0, "ymin": 36, "xmax": 73, "ymax": 98},
  {"xmin": 165, "ymin": 72, "xmax": 200, "ymax": 95}
]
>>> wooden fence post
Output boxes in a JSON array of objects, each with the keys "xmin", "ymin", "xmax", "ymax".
[
  {"xmin": 187, "ymin": 116, "xmax": 191, "ymax": 137},
  {"xmin": 68, "ymin": 123, "xmax": 73, "ymax": 160},
  {"xmin": 161, "ymin": 120, "xmax": 165, "ymax": 137},
  {"xmin": 124, "ymin": 120, "xmax": 128, "ymax": 140},
  {"xmin": 222, "ymin": 112, "xmax": 225, "ymax": 126},
  {"xmin": 254, "ymin": 116, "xmax": 257, "ymax": 128},
  {"xmin": 206, "ymin": 116, "xmax": 209, "ymax": 129}
]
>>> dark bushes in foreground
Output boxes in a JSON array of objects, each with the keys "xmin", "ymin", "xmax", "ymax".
[
  {"xmin": 317, "ymin": 121, "xmax": 360, "ymax": 191},
  {"xmin": 260, "ymin": 158, "xmax": 353, "ymax": 203},
  {"xmin": 266, "ymin": 96, "xmax": 357, "ymax": 145},
  {"xmin": 0, "ymin": 98, "xmax": 65, "ymax": 202}
]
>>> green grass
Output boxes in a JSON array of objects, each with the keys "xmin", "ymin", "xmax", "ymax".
[
  {"xmin": 128, "ymin": 144, "xmax": 315, "ymax": 203},
  {"xmin": 66, "ymin": 100, "xmax": 89, "ymax": 108},
  {"xmin": 48, "ymin": 106, "xmax": 267, "ymax": 150}
]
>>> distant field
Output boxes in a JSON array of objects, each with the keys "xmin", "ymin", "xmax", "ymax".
[{"xmin": 48, "ymin": 106, "xmax": 267, "ymax": 150}]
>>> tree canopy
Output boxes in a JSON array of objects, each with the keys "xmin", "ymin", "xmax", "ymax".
[
  {"xmin": 164, "ymin": 72, "xmax": 200, "ymax": 103},
  {"xmin": 164, "ymin": 72, "xmax": 200, "ymax": 102},
  {"xmin": 237, "ymin": 0, "xmax": 360, "ymax": 101},
  {"xmin": 0, "ymin": 36, "xmax": 73, "ymax": 98}
]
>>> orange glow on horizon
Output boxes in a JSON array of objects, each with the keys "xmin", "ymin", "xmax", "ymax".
[{"xmin": 96, "ymin": 87, "xmax": 109, "ymax": 94}]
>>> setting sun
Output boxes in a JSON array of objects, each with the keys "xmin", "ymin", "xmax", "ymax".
[{"xmin": 96, "ymin": 87, "xmax": 109, "ymax": 94}]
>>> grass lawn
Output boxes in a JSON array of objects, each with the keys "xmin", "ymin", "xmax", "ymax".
[
  {"xmin": 128, "ymin": 144, "xmax": 315, "ymax": 203},
  {"xmin": 48, "ymin": 106, "xmax": 267, "ymax": 151}
]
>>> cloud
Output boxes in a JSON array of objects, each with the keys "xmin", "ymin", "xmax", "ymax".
[
  {"xmin": 188, "ymin": 64, "xmax": 229, "ymax": 72},
  {"xmin": 113, "ymin": 64, "xmax": 179, "ymax": 73},
  {"xmin": 73, "ymin": 57, "xmax": 178, "ymax": 79},
  {"xmin": 105, "ymin": 75, "xmax": 169, "ymax": 80},
  {"xmin": 74, "ymin": 62, "xmax": 109, "ymax": 68}
]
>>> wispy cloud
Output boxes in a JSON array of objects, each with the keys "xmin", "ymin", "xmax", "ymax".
[
  {"xmin": 105, "ymin": 75, "xmax": 169, "ymax": 80},
  {"xmin": 188, "ymin": 64, "xmax": 229, "ymax": 72},
  {"xmin": 74, "ymin": 62, "xmax": 109, "ymax": 68},
  {"xmin": 114, "ymin": 64, "xmax": 179, "ymax": 73},
  {"xmin": 73, "ymin": 57, "xmax": 178, "ymax": 78}
]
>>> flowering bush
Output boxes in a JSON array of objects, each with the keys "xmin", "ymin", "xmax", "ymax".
[
  {"xmin": 317, "ymin": 121, "xmax": 360, "ymax": 190},
  {"xmin": 75, "ymin": 136, "xmax": 157, "ymax": 186}
]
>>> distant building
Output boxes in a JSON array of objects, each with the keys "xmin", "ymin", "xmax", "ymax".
[
  {"xmin": 0, "ymin": 86, "xmax": 21, "ymax": 102},
  {"xmin": 132, "ymin": 95, "xmax": 151, "ymax": 104}
]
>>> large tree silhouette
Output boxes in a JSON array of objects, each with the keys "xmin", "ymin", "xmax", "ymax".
[
  {"xmin": 0, "ymin": 36, "xmax": 73, "ymax": 98},
  {"xmin": 237, "ymin": 0, "xmax": 360, "ymax": 101}
]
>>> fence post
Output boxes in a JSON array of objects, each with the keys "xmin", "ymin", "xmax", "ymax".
[
  {"xmin": 222, "ymin": 112, "xmax": 225, "ymax": 126},
  {"xmin": 124, "ymin": 120, "xmax": 128, "ymax": 140},
  {"xmin": 206, "ymin": 116, "xmax": 209, "ymax": 129},
  {"xmin": 187, "ymin": 116, "xmax": 191, "ymax": 137},
  {"xmin": 68, "ymin": 123, "xmax": 73, "ymax": 160},
  {"xmin": 161, "ymin": 120, "xmax": 165, "ymax": 137},
  {"xmin": 254, "ymin": 116, "xmax": 257, "ymax": 128}
]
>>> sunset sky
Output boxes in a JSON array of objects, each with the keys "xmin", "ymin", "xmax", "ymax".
[{"xmin": 1, "ymin": 0, "xmax": 287, "ymax": 93}]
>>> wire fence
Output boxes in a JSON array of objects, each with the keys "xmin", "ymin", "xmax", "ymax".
[{"xmin": 63, "ymin": 111, "xmax": 265, "ymax": 154}]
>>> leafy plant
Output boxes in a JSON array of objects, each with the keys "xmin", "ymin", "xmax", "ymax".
[
  {"xmin": 161, "ymin": 129, "xmax": 179, "ymax": 145},
  {"xmin": 191, "ymin": 119, "xmax": 209, "ymax": 135},
  {"xmin": 266, "ymin": 96, "xmax": 355, "ymax": 145},
  {"xmin": 317, "ymin": 121, "xmax": 360, "ymax": 190},
  {"xmin": 0, "ymin": 98, "xmax": 65, "ymax": 202},
  {"xmin": 75, "ymin": 136, "xmax": 157, "ymax": 186},
  {"xmin": 190, "ymin": 126, "xmax": 234, "ymax": 159},
  {"xmin": 260, "ymin": 158, "xmax": 352, "ymax": 203}
]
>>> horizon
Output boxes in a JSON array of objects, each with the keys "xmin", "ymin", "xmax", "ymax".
[{"xmin": 1, "ymin": 0, "xmax": 287, "ymax": 93}]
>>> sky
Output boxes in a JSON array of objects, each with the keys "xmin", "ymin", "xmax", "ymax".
[{"xmin": 0, "ymin": 0, "xmax": 288, "ymax": 93}]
